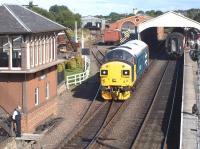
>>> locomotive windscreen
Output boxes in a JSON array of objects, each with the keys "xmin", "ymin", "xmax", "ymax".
[{"xmin": 105, "ymin": 49, "xmax": 134, "ymax": 63}]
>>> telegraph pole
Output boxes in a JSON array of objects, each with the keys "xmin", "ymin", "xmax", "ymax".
[{"xmin": 75, "ymin": 21, "xmax": 78, "ymax": 43}]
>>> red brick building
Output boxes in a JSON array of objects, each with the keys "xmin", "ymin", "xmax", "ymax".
[
  {"xmin": 0, "ymin": 4, "xmax": 65, "ymax": 133},
  {"xmin": 104, "ymin": 15, "xmax": 165, "ymax": 43}
]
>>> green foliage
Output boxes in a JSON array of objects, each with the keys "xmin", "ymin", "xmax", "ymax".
[
  {"xmin": 65, "ymin": 58, "xmax": 77, "ymax": 69},
  {"xmin": 109, "ymin": 12, "xmax": 121, "ymax": 22},
  {"xmin": 49, "ymin": 5, "xmax": 81, "ymax": 29},
  {"xmin": 29, "ymin": 5, "xmax": 81, "ymax": 30},
  {"xmin": 194, "ymin": 13, "xmax": 200, "ymax": 22},
  {"xmin": 65, "ymin": 57, "xmax": 84, "ymax": 76},
  {"xmin": 145, "ymin": 10, "xmax": 163, "ymax": 17},
  {"xmin": 57, "ymin": 63, "xmax": 64, "ymax": 72},
  {"xmin": 31, "ymin": 7, "xmax": 55, "ymax": 21},
  {"xmin": 75, "ymin": 56, "xmax": 83, "ymax": 68},
  {"xmin": 65, "ymin": 67, "xmax": 83, "ymax": 76}
]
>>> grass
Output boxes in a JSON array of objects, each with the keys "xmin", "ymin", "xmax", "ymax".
[{"xmin": 65, "ymin": 67, "xmax": 84, "ymax": 76}]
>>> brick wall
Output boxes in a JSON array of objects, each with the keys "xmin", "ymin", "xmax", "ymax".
[
  {"xmin": 21, "ymin": 97, "xmax": 57, "ymax": 133},
  {"xmin": 0, "ymin": 73, "xmax": 23, "ymax": 114},
  {"xmin": 26, "ymin": 66, "xmax": 57, "ymax": 111}
]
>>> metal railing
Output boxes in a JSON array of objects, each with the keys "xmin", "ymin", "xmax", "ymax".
[{"xmin": 66, "ymin": 56, "xmax": 90, "ymax": 89}]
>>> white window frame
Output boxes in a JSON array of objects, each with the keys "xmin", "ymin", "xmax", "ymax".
[
  {"xmin": 30, "ymin": 38, "xmax": 35, "ymax": 68},
  {"xmin": 0, "ymin": 36, "xmax": 10, "ymax": 70},
  {"xmin": 45, "ymin": 82, "xmax": 50, "ymax": 99},
  {"xmin": 35, "ymin": 37, "xmax": 38, "ymax": 66},
  {"xmin": 11, "ymin": 35, "xmax": 23, "ymax": 70},
  {"xmin": 53, "ymin": 37, "xmax": 56, "ymax": 60},
  {"xmin": 43, "ymin": 37, "xmax": 46, "ymax": 64},
  {"xmin": 46, "ymin": 36, "xmax": 49, "ymax": 63},
  {"xmin": 50, "ymin": 37, "xmax": 53, "ymax": 62},
  {"xmin": 38, "ymin": 37, "xmax": 42, "ymax": 65},
  {"xmin": 35, "ymin": 87, "xmax": 39, "ymax": 106},
  {"xmin": 26, "ymin": 37, "xmax": 30, "ymax": 69}
]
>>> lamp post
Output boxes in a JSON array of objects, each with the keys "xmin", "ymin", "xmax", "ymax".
[{"xmin": 75, "ymin": 21, "xmax": 78, "ymax": 43}]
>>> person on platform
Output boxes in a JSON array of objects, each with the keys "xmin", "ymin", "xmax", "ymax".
[{"xmin": 12, "ymin": 106, "xmax": 21, "ymax": 137}]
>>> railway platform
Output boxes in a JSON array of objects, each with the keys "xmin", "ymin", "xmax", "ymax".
[{"xmin": 180, "ymin": 50, "xmax": 198, "ymax": 149}]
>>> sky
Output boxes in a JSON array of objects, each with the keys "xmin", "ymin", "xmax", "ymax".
[{"xmin": 0, "ymin": 0, "xmax": 200, "ymax": 16}]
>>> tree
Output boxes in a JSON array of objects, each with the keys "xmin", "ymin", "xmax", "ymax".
[
  {"xmin": 109, "ymin": 12, "xmax": 121, "ymax": 22},
  {"xmin": 49, "ymin": 5, "xmax": 81, "ymax": 29},
  {"xmin": 145, "ymin": 10, "xmax": 156, "ymax": 17},
  {"xmin": 155, "ymin": 11, "xmax": 163, "ymax": 16},
  {"xmin": 31, "ymin": 7, "xmax": 55, "ymax": 21},
  {"xmin": 145, "ymin": 10, "xmax": 163, "ymax": 17},
  {"xmin": 194, "ymin": 13, "xmax": 200, "ymax": 22}
]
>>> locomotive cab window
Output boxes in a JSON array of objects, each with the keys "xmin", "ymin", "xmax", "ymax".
[{"xmin": 105, "ymin": 50, "xmax": 134, "ymax": 63}]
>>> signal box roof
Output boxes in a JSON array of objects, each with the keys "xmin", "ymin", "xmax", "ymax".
[{"xmin": 0, "ymin": 4, "xmax": 66, "ymax": 35}]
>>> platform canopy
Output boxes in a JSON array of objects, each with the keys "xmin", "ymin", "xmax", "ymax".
[{"xmin": 138, "ymin": 11, "xmax": 200, "ymax": 32}]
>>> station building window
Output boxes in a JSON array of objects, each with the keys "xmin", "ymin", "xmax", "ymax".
[
  {"xmin": 30, "ymin": 39, "xmax": 34, "ymax": 68},
  {"xmin": 12, "ymin": 36, "xmax": 22, "ymax": 68},
  {"xmin": 52, "ymin": 37, "xmax": 55, "ymax": 60},
  {"xmin": 49, "ymin": 38, "xmax": 52, "ymax": 61},
  {"xmin": 35, "ymin": 87, "xmax": 39, "ymax": 106},
  {"xmin": 0, "ymin": 36, "xmax": 9, "ymax": 67},
  {"xmin": 35, "ymin": 38, "xmax": 38, "ymax": 66},
  {"xmin": 43, "ymin": 37, "xmax": 46, "ymax": 64},
  {"xmin": 45, "ymin": 82, "xmax": 49, "ymax": 99},
  {"xmin": 38, "ymin": 38, "xmax": 42, "ymax": 65},
  {"xmin": 45, "ymin": 36, "xmax": 49, "ymax": 62}
]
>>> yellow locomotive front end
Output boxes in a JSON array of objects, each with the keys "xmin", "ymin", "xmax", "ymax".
[{"xmin": 100, "ymin": 61, "xmax": 136, "ymax": 100}]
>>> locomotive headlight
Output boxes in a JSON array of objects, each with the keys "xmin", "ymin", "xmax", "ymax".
[
  {"xmin": 122, "ymin": 70, "xmax": 130, "ymax": 76},
  {"xmin": 101, "ymin": 70, "xmax": 108, "ymax": 75}
]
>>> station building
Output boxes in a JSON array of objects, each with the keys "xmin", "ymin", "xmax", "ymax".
[
  {"xmin": 103, "ymin": 15, "xmax": 164, "ymax": 44},
  {"xmin": 81, "ymin": 15, "xmax": 106, "ymax": 30},
  {"xmin": 0, "ymin": 4, "xmax": 65, "ymax": 133}
]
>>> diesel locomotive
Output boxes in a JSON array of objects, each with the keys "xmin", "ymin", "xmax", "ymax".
[{"xmin": 100, "ymin": 40, "xmax": 149, "ymax": 100}]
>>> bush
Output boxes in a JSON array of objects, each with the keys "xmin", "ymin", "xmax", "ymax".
[
  {"xmin": 75, "ymin": 56, "xmax": 83, "ymax": 68},
  {"xmin": 57, "ymin": 63, "xmax": 64, "ymax": 72},
  {"xmin": 64, "ymin": 60, "xmax": 70, "ymax": 69},
  {"xmin": 65, "ymin": 58, "xmax": 77, "ymax": 69}
]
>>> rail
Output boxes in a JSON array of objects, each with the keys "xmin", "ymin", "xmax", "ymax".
[{"xmin": 66, "ymin": 56, "xmax": 90, "ymax": 89}]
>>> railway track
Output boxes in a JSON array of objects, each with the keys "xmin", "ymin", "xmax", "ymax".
[
  {"xmin": 131, "ymin": 59, "xmax": 182, "ymax": 149},
  {"xmin": 58, "ymin": 36, "xmax": 169, "ymax": 149},
  {"xmin": 59, "ymin": 101, "xmax": 125, "ymax": 149},
  {"xmin": 91, "ymin": 58, "xmax": 181, "ymax": 149},
  {"xmin": 91, "ymin": 47, "xmax": 104, "ymax": 66},
  {"xmin": 90, "ymin": 56, "xmax": 170, "ymax": 149},
  {"xmin": 57, "ymin": 40, "xmax": 108, "ymax": 148}
]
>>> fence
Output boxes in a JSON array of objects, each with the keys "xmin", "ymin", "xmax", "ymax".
[{"xmin": 66, "ymin": 56, "xmax": 90, "ymax": 89}]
